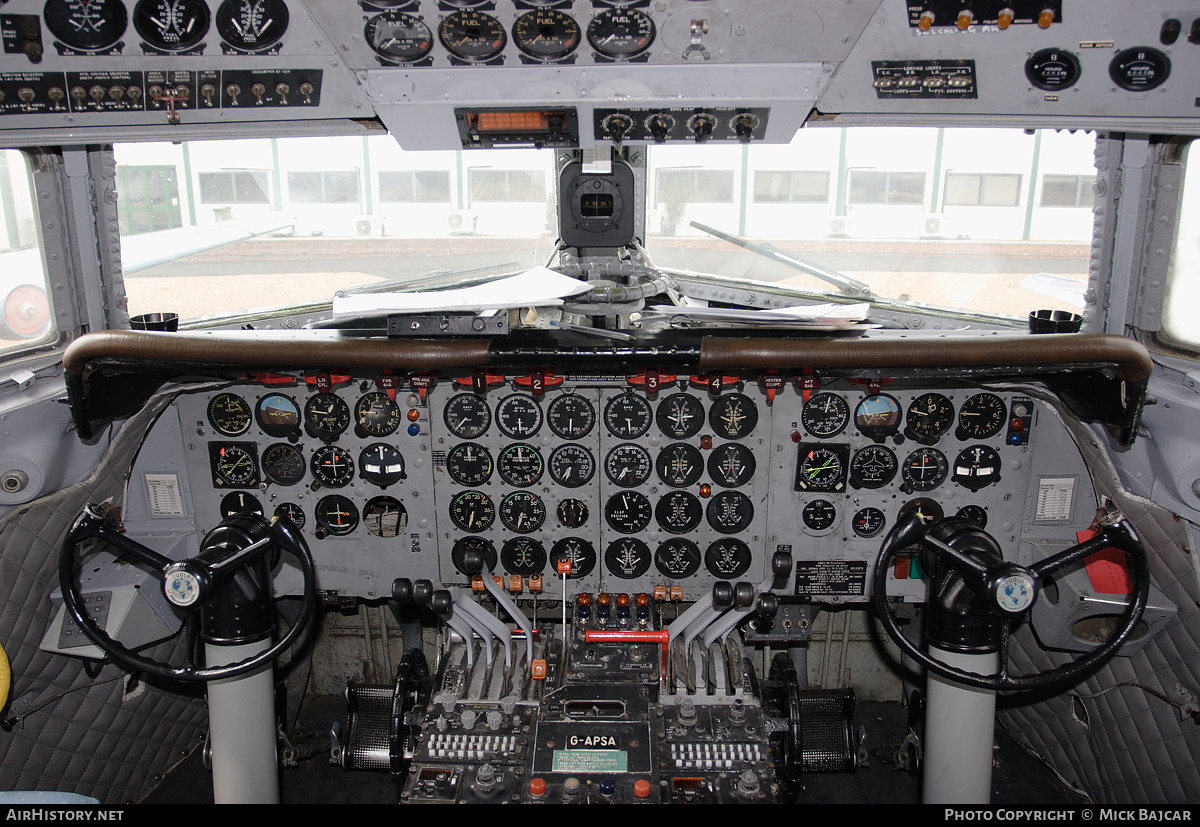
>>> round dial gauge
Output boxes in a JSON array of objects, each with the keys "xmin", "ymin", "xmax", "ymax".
[
  {"xmin": 44, "ymin": 0, "xmax": 128, "ymax": 51},
  {"xmin": 957, "ymin": 504, "xmax": 989, "ymax": 528},
  {"xmin": 304, "ymin": 393, "xmax": 351, "ymax": 440},
  {"xmin": 604, "ymin": 491, "xmax": 652, "ymax": 533},
  {"xmin": 443, "ymin": 393, "xmax": 491, "ymax": 438},
  {"xmin": 208, "ymin": 393, "xmax": 252, "ymax": 436},
  {"xmin": 261, "ymin": 442, "xmax": 306, "ymax": 486},
  {"xmin": 604, "ymin": 393, "xmax": 653, "ymax": 439},
  {"xmin": 133, "ymin": 0, "xmax": 210, "ymax": 51},
  {"xmin": 358, "ymin": 443, "xmax": 406, "ymax": 488},
  {"xmin": 547, "ymin": 394, "xmax": 595, "ymax": 439},
  {"xmin": 274, "ymin": 502, "xmax": 306, "ymax": 529},
  {"xmin": 905, "ymin": 393, "xmax": 955, "ymax": 445},
  {"xmin": 513, "ymin": 8, "xmax": 580, "ymax": 61},
  {"xmin": 604, "ymin": 538, "xmax": 652, "ymax": 579},
  {"xmin": 438, "ymin": 10, "xmax": 507, "ymax": 63},
  {"xmin": 364, "ymin": 11, "xmax": 433, "ymax": 63},
  {"xmin": 548, "ymin": 443, "xmax": 595, "ymax": 488},
  {"xmin": 449, "ymin": 490, "xmax": 495, "ymax": 532},
  {"xmin": 708, "ymin": 443, "xmax": 756, "ymax": 488},
  {"xmin": 220, "ymin": 491, "xmax": 262, "ymax": 518},
  {"xmin": 499, "ymin": 491, "xmax": 546, "ymax": 533},
  {"xmin": 855, "ymin": 394, "xmax": 902, "ymax": 440},
  {"xmin": 898, "ymin": 497, "xmax": 944, "ymax": 527},
  {"xmin": 501, "ymin": 538, "xmax": 547, "ymax": 575},
  {"xmin": 587, "ymin": 7, "xmax": 655, "ymax": 59},
  {"xmin": 604, "ymin": 443, "xmax": 652, "ymax": 487},
  {"xmin": 364, "ymin": 496, "xmax": 407, "ymax": 538},
  {"xmin": 704, "ymin": 538, "xmax": 752, "ymax": 579},
  {"xmin": 556, "ymin": 498, "xmax": 589, "ymax": 528},
  {"xmin": 212, "ymin": 444, "xmax": 258, "ymax": 487},
  {"xmin": 956, "ymin": 393, "xmax": 1007, "ymax": 440},
  {"xmin": 446, "ymin": 443, "xmax": 493, "ymax": 485},
  {"xmin": 656, "ymin": 393, "xmax": 705, "ymax": 439},
  {"xmin": 802, "ymin": 499, "xmax": 838, "ymax": 532},
  {"xmin": 496, "ymin": 394, "xmax": 543, "ymax": 439},
  {"xmin": 310, "ymin": 445, "xmax": 354, "ymax": 488},
  {"xmin": 656, "ymin": 443, "xmax": 704, "ymax": 487},
  {"xmin": 901, "ymin": 448, "xmax": 948, "ymax": 492},
  {"xmin": 706, "ymin": 490, "xmax": 754, "ymax": 534},
  {"xmin": 215, "ymin": 0, "xmax": 289, "ymax": 52},
  {"xmin": 497, "ymin": 443, "xmax": 544, "ymax": 487},
  {"xmin": 655, "ymin": 490, "xmax": 703, "ymax": 534},
  {"xmin": 802, "ymin": 393, "xmax": 850, "ymax": 438},
  {"xmin": 655, "ymin": 538, "xmax": 701, "ymax": 579},
  {"xmin": 709, "ymin": 393, "xmax": 758, "ymax": 439},
  {"xmin": 255, "ymin": 393, "xmax": 301, "ymax": 437},
  {"xmin": 452, "ymin": 537, "xmax": 497, "ymax": 575},
  {"xmin": 852, "ymin": 507, "xmax": 886, "ymax": 538},
  {"xmin": 849, "ymin": 445, "xmax": 898, "ymax": 490},
  {"xmin": 796, "ymin": 446, "xmax": 846, "ymax": 492},
  {"xmin": 551, "ymin": 537, "xmax": 596, "ymax": 579},
  {"xmin": 1025, "ymin": 48, "xmax": 1081, "ymax": 91},
  {"xmin": 355, "ymin": 391, "xmax": 401, "ymax": 437},
  {"xmin": 315, "ymin": 495, "xmax": 358, "ymax": 536},
  {"xmin": 952, "ymin": 445, "xmax": 1002, "ymax": 491},
  {"xmin": 1109, "ymin": 47, "xmax": 1170, "ymax": 92}
]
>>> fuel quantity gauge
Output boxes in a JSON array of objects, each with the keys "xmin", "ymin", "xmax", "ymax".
[
  {"xmin": 439, "ymin": 10, "xmax": 506, "ymax": 63},
  {"xmin": 513, "ymin": 8, "xmax": 580, "ymax": 61},
  {"xmin": 364, "ymin": 11, "xmax": 433, "ymax": 63}
]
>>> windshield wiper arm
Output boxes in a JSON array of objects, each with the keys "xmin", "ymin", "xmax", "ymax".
[
  {"xmin": 689, "ymin": 221, "xmax": 874, "ymax": 298},
  {"xmin": 336, "ymin": 261, "xmax": 521, "ymax": 297}
]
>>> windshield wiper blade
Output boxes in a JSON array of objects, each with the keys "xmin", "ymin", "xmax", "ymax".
[{"xmin": 689, "ymin": 220, "xmax": 874, "ymax": 298}]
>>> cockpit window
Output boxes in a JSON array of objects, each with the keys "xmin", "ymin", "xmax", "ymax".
[
  {"xmin": 115, "ymin": 138, "xmax": 557, "ymax": 324},
  {"xmin": 1161, "ymin": 142, "xmax": 1200, "ymax": 354},
  {"xmin": 0, "ymin": 150, "xmax": 54, "ymax": 357},
  {"xmin": 116, "ymin": 128, "xmax": 1095, "ymax": 325},
  {"xmin": 643, "ymin": 127, "xmax": 1095, "ymax": 319}
]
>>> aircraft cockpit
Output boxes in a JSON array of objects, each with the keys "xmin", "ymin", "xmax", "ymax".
[{"xmin": 0, "ymin": 0, "xmax": 1196, "ymax": 808}]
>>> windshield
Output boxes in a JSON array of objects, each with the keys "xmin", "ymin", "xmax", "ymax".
[{"xmin": 117, "ymin": 127, "xmax": 1094, "ymax": 325}]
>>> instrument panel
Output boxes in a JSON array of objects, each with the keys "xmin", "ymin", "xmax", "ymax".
[{"xmin": 160, "ymin": 370, "xmax": 1097, "ymax": 604}]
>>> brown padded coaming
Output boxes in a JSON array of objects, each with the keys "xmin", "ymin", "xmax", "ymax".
[{"xmin": 697, "ymin": 333, "xmax": 1153, "ymax": 383}]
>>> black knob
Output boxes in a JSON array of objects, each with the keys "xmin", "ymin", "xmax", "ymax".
[
  {"xmin": 412, "ymin": 579, "xmax": 433, "ymax": 605},
  {"xmin": 430, "ymin": 589, "xmax": 453, "ymax": 615},
  {"xmin": 733, "ymin": 115, "xmax": 756, "ymax": 143},
  {"xmin": 392, "ymin": 578, "xmax": 413, "ymax": 603},
  {"xmin": 690, "ymin": 114, "xmax": 714, "ymax": 143},
  {"xmin": 605, "ymin": 114, "xmax": 633, "ymax": 143},
  {"xmin": 756, "ymin": 593, "xmax": 779, "ymax": 619},
  {"xmin": 461, "ymin": 549, "xmax": 484, "ymax": 574},
  {"xmin": 1161, "ymin": 18, "xmax": 1182, "ymax": 44},
  {"xmin": 1190, "ymin": 17, "xmax": 1200, "ymax": 44},
  {"xmin": 771, "ymin": 551, "xmax": 792, "ymax": 577},
  {"xmin": 647, "ymin": 114, "xmax": 671, "ymax": 143},
  {"xmin": 734, "ymin": 581, "xmax": 755, "ymax": 608},
  {"xmin": 712, "ymin": 581, "xmax": 733, "ymax": 609}
]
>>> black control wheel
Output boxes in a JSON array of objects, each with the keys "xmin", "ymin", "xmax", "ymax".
[
  {"xmin": 59, "ymin": 504, "xmax": 317, "ymax": 682},
  {"xmin": 872, "ymin": 513, "xmax": 1149, "ymax": 692}
]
